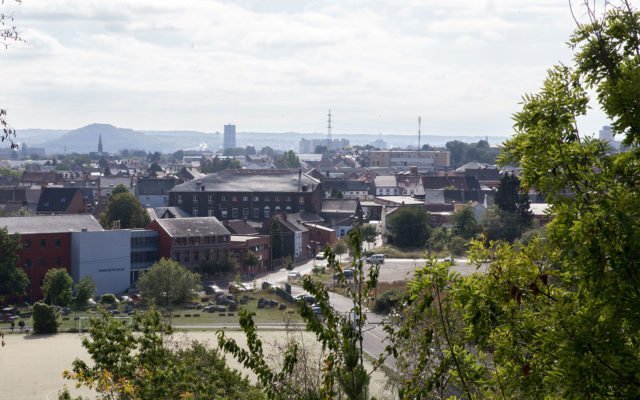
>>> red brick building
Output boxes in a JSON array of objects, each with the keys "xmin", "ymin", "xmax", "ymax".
[
  {"xmin": 0, "ymin": 215, "xmax": 104, "ymax": 302},
  {"xmin": 229, "ymin": 235, "xmax": 270, "ymax": 276},
  {"xmin": 147, "ymin": 217, "xmax": 231, "ymax": 272}
]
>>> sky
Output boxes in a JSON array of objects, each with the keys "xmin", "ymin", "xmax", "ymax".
[{"xmin": 0, "ymin": 0, "xmax": 609, "ymax": 136}]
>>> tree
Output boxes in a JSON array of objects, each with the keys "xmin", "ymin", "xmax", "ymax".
[
  {"xmin": 100, "ymin": 188, "xmax": 150, "ymax": 229},
  {"xmin": 270, "ymin": 220, "xmax": 284, "ymax": 261},
  {"xmin": 392, "ymin": 4, "xmax": 640, "ymax": 398},
  {"xmin": 314, "ymin": 145, "xmax": 328, "ymax": 154},
  {"xmin": 452, "ymin": 205, "xmax": 481, "ymax": 240},
  {"xmin": 172, "ymin": 149, "xmax": 184, "ymax": 161},
  {"xmin": 148, "ymin": 151, "xmax": 162, "ymax": 163},
  {"xmin": 62, "ymin": 309, "xmax": 264, "ymax": 400},
  {"xmin": 277, "ymin": 150, "xmax": 300, "ymax": 168},
  {"xmin": 360, "ymin": 224, "xmax": 377, "ymax": 249},
  {"xmin": 484, "ymin": 173, "xmax": 532, "ymax": 242},
  {"xmin": 33, "ymin": 302, "xmax": 58, "ymax": 334},
  {"xmin": 388, "ymin": 207, "xmax": 431, "ymax": 248},
  {"xmin": 201, "ymin": 257, "xmax": 236, "ymax": 276},
  {"xmin": 245, "ymin": 145, "xmax": 257, "ymax": 156},
  {"xmin": 148, "ymin": 162, "xmax": 163, "ymax": 174},
  {"xmin": 245, "ymin": 251, "xmax": 259, "ymax": 274},
  {"xmin": 200, "ymin": 156, "xmax": 241, "ymax": 174},
  {"xmin": 43, "ymin": 268, "xmax": 73, "ymax": 307},
  {"xmin": 137, "ymin": 258, "xmax": 200, "ymax": 307},
  {"xmin": 72, "ymin": 277, "xmax": 95, "ymax": 310},
  {"xmin": 332, "ymin": 238, "xmax": 348, "ymax": 261},
  {"xmin": 0, "ymin": 227, "xmax": 28, "ymax": 298},
  {"xmin": 260, "ymin": 146, "xmax": 275, "ymax": 158}
]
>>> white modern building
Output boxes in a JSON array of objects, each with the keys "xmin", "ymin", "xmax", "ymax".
[{"xmin": 71, "ymin": 230, "xmax": 131, "ymax": 296}]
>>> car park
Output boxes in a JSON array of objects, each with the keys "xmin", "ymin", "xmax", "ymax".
[
  {"xmin": 228, "ymin": 282, "xmax": 248, "ymax": 294},
  {"xmin": 295, "ymin": 294, "xmax": 316, "ymax": 304}
]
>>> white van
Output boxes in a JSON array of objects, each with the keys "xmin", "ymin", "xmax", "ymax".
[{"xmin": 365, "ymin": 254, "xmax": 385, "ymax": 264}]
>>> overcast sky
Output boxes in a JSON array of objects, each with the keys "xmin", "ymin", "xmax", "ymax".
[{"xmin": 0, "ymin": 0, "xmax": 609, "ymax": 136}]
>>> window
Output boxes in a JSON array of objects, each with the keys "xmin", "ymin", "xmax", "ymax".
[
  {"xmin": 232, "ymin": 195, "xmax": 238, "ymax": 201},
  {"xmin": 55, "ymin": 238, "xmax": 61, "ymax": 248},
  {"xmin": 23, "ymin": 240, "xmax": 31, "ymax": 248},
  {"xmin": 253, "ymin": 195, "xmax": 259, "ymax": 202},
  {"xmin": 264, "ymin": 195, "xmax": 270, "ymax": 201},
  {"xmin": 193, "ymin": 251, "xmax": 199, "ymax": 261},
  {"xmin": 208, "ymin": 195, "xmax": 213, "ymax": 204},
  {"xmin": 174, "ymin": 251, "xmax": 180, "ymax": 261},
  {"xmin": 208, "ymin": 209, "xmax": 214, "ymax": 217},
  {"xmin": 40, "ymin": 239, "xmax": 46, "ymax": 248},
  {"xmin": 24, "ymin": 259, "xmax": 32, "ymax": 269},
  {"xmin": 286, "ymin": 196, "xmax": 291, "ymax": 202},
  {"xmin": 221, "ymin": 195, "xmax": 226, "ymax": 201},
  {"xmin": 193, "ymin": 194, "xmax": 198, "ymax": 203},
  {"xmin": 253, "ymin": 207, "xmax": 259, "ymax": 218},
  {"xmin": 299, "ymin": 197, "xmax": 305, "ymax": 205},
  {"xmin": 242, "ymin": 196, "xmax": 249, "ymax": 202},
  {"xmin": 264, "ymin": 206, "xmax": 270, "ymax": 218},
  {"xmin": 221, "ymin": 208, "xmax": 228, "ymax": 218},
  {"xmin": 177, "ymin": 194, "xmax": 183, "ymax": 204},
  {"xmin": 193, "ymin": 208, "xmax": 199, "ymax": 217},
  {"xmin": 275, "ymin": 196, "xmax": 281, "ymax": 201},
  {"xmin": 242, "ymin": 208, "xmax": 249, "ymax": 218},
  {"xmin": 232, "ymin": 208, "xmax": 238, "ymax": 218},
  {"xmin": 40, "ymin": 257, "xmax": 46, "ymax": 268},
  {"xmin": 184, "ymin": 252, "xmax": 190, "ymax": 262},
  {"xmin": 285, "ymin": 206, "xmax": 292, "ymax": 212}
]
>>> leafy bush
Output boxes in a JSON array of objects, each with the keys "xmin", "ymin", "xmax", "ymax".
[
  {"xmin": 33, "ymin": 302, "xmax": 58, "ymax": 334},
  {"xmin": 448, "ymin": 235, "xmax": 467, "ymax": 256},
  {"xmin": 374, "ymin": 290, "xmax": 401, "ymax": 314},
  {"xmin": 100, "ymin": 293, "xmax": 117, "ymax": 304}
]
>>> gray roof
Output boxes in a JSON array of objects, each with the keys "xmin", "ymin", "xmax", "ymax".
[
  {"xmin": 135, "ymin": 177, "xmax": 177, "ymax": 196},
  {"xmin": 154, "ymin": 217, "xmax": 230, "ymax": 237},
  {"xmin": 171, "ymin": 169, "xmax": 321, "ymax": 193},
  {"xmin": 0, "ymin": 215, "xmax": 104, "ymax": 234},
  {"xmin": 322, "ymin": 199, "xmax": 359, "ymax": 213},
  {"xmin": 374, "ymin": 175, "xmax": 397, "ymax": 187}
]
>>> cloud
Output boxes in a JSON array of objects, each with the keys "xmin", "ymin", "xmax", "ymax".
[{"xmin": 0, "ymin": 0, "xmax": 592, "ymax": 135}]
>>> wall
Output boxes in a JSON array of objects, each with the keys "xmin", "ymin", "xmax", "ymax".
[{"xmin": 71, "ymin": 230, "xmax": 131, "ymax": 295}]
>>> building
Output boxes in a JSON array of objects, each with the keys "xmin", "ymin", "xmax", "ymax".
[
  {"xmin": 0, "ymin": 215, "xmax": 104, "ymax": 301},
  {"xmin": 169, "ymin": 169, "xmax": 323, "ymax": 221},
  {"xmin": 229, "ymin": 235, "xmax": 270, "ymax": 276},
  {"xmin": 223, "ymin": 124, "xmax": 237, "ymax": 150},
  {"xmin": 320, "ymin": 199, "xmax": 364, "ymax": 237},
  {"xmin": 36, "ymin": 187, "xmax": 86, "ymax": 215},
  {"xmin": 130, "ymin": 229, "xmax": 160, "ymax": 284},
  {"xmin": 365, "ymin": 150, "xmax": 450, "ymax": 169},
  {"xmin": 71, "ymin": 230, "xmax": 131, "ymax": 296},
  {"xmin": 147, "ymin": 217, "xmax": 231, "ymax": 272},
  {"xmin": 261, "ymin": 213, "xmax": 311, "ymax": 262},
  {"xmin": 135, "ymin": 177, "xmax": 178, "ymax": 208}
]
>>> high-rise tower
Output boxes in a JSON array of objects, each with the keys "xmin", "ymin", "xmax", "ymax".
[
  {"xmin": 223, "ymin": 124, "xmax": 236, "ymax": 150},
  {"xmin": 98, "ymin": 134, "xmax": 103, "ymax": 154}
]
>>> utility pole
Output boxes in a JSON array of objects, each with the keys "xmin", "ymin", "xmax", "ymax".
[
  {"xmin": 418, "ymin": 116, "xmax": 422, "ymax": 151},
  {"xmin": 327, "ymin": 109, "xmax": 332, "ymax": 141}
]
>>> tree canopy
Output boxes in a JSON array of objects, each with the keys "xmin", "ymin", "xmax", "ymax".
[
  {"xmin": 0, "ymin": 227, "xmax": 28, "ymax": 298},
  {"xmin": 100, "ymin": 188, "xmax": 150, "ymax": 229},
  {"xmin": 137, "ymin": 258, "xmax": 200, "ymax": 307},
  {"xmin": 43, "ymin": 268, "xmax": 73, "ymax": 307},
  {"xmin": 388, "ymin": 207, "xmax": 431, "ymax": 248}
]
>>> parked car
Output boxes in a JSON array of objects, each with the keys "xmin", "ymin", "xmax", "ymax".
[
  {"xmin": 295, "ymin": 294, "xmax": 316, "ymax": 304},
  {"xmin": 205, "ymin": 284, "xmax": 224, "ymax": 297},
  {"xmin": 287, "ymin": 271, "xmax": 301, "ymax": 280},
  {"xmin": 228, "ymin": 282, "xmax": 248, "ymax": 294},
  {"xmin": 365, "ymin": 254, "xmax": 385, "ymax": 264},
  {"xmin": 315, "ymin": 253, "xmax": 326, "ymax": 260},
  {"xmin": 443, "ymin": 256, "xmax": 454, "ymax": 263}
]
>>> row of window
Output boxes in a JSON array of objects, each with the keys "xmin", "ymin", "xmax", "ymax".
[
  {"xmin": 23, "ymin": 238, "xmax": 62, "ymax": 249},
  {"xmin": 173, "ymin": 249, "xmax": 224, "ymax": 263},
  {"xmin": 173, "ymin": 236, "xmax": 228, "ymax": 246},
  {"xmin": 193, "ymin": 205, "xmax": 300, "ymax": 219},
  {"xmin": 24, "ymin": 257, "xmax": 63, "ymax": 269},
  {"xmin": 177, "ymin": 194, "xmax": 306, "ymax": 204}
]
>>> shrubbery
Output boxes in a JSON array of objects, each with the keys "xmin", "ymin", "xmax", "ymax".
[
  {"xmin": 32, "ymin": 302, "xmax": 58, "ymax": 334},
  {"xmin": 374, "ymin": 290, "xmax": 401, "ymax": 314}
]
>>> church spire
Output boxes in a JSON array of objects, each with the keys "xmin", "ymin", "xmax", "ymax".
[{"xmin": 98, "ymin": 133, "xmax": 103, "ymax": 154}]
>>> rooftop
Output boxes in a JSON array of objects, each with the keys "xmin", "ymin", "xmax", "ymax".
[
  {"xmin": 0, "ymin": 215, "xmax": 103, "ymax": 234},
  {"xmin": 153, "ymin": 217, "xmax": 230, "ymax": 237},
  {"xmin": 171, "ymin": 169, "xmax": 321, "ymax": 193}
]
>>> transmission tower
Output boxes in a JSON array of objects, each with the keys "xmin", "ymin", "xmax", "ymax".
[{"xmin": 327, "ymin": 109, "xmax": 332, "ymax": 141}]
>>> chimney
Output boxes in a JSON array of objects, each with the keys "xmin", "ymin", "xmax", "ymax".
[
  {"xmin": 410, "ymin": 166, "xmax": 418, "ymax": 176},
  {"xmin": 298, "ymin": 169, "xmax": 302, "ymax": 192}
]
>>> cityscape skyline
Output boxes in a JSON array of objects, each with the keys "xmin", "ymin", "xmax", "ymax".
[{"xmin": 1, "ymin": 1, "xmax": 609, "ymax": 137}]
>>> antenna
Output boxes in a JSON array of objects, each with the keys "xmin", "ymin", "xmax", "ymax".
[
  {"xmin": 418, "ymin": 116, "xmax": 422, "ymax": 151},
  {"xmin": 327, "ymin": 109, "xmax": 332, "ymax": 141}
]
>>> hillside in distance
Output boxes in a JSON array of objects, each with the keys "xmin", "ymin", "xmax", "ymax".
[{"xmin": 21, "ymin": 123, "xmax": 509, "ymax": 155}]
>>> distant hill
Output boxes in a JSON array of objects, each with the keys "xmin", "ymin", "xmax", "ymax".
[{"xmin": 19, "ymin": 123, "xmax": 509, "ymax": 155}]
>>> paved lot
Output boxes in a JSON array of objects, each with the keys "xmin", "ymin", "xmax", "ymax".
[{"xmin": 0, "ymin": 330, "xmax": 394, "ymax": 400}]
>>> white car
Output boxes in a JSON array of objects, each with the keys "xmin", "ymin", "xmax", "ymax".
[{"xmin": 287, "ymin": 271, "xmax": 301, "ymax": 280}]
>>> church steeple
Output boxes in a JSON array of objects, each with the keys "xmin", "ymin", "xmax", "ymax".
[{"xmin": 98, "ymin": 133, "xmax": 103, "ymax": 154}]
